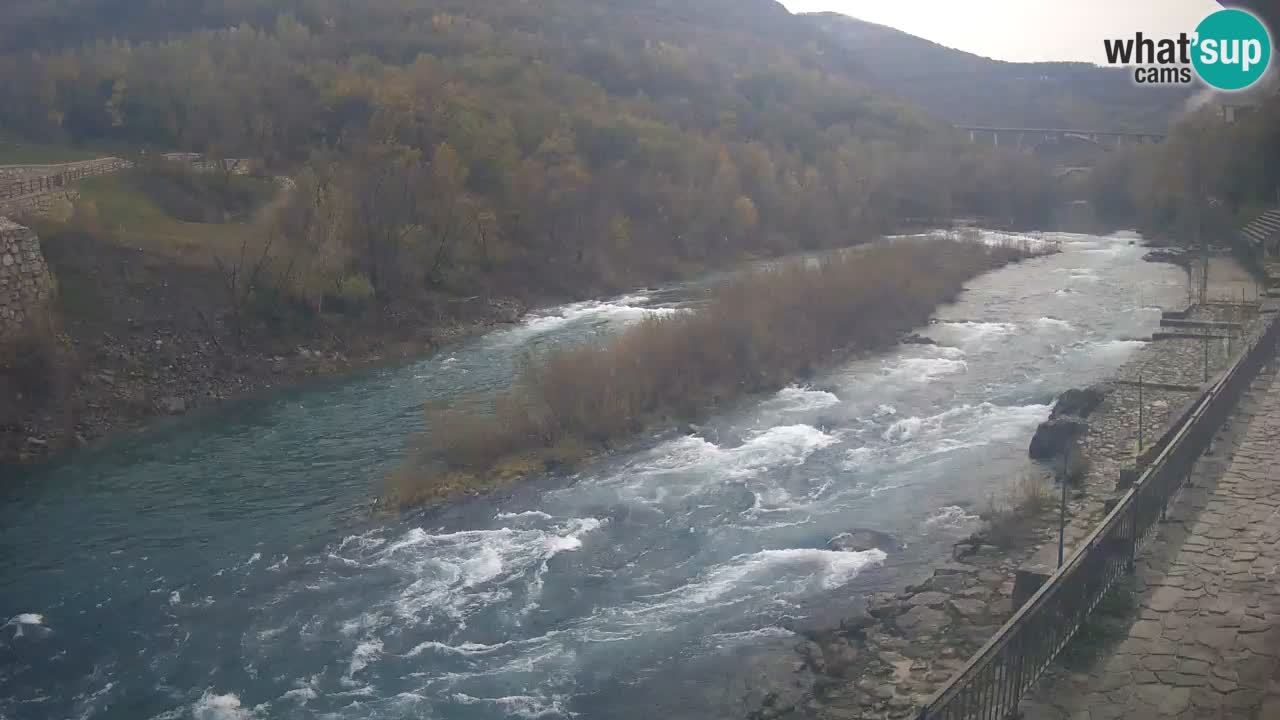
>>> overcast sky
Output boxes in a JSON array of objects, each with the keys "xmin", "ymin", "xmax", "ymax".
[{"xmin": 779, "ymin": 0, "xmax": 1225, "ymax": 64}]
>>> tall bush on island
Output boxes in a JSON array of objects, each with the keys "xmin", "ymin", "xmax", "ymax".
[{"xmin": 387, "ymin": 234, "xmax": 1056, "ymax": 507}]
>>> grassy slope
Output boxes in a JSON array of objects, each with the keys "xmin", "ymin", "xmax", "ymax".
[{"xmin": 72, "ymin": 172, "xmax": 275, "ymax": 268}]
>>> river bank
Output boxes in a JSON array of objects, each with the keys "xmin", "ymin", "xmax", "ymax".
[
  {"xmin": 756, "ymin": 253, "xmax": 1267, "ymax": 719},
  {"xmin": 0, "ymin": 289, "xmax": 528, "ymax": 465},
  {"xmin": 2, "ymin": 223, "xmax": 941, "ymax": 467}
]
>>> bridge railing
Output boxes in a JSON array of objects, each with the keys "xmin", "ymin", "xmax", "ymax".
[
  {"xmin": 0, "ymin": 158, "xmax": 129, "ymax": 202},
  {"xmin": 918, "ymin": 310, "xmax": 1280, "ymax": 720}
]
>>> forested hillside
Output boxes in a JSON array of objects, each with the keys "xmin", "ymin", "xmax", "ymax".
[
  {"xmin": 804, "ymin": 13, "xmax": 1189, "ymax": 132},
  {"xmin": 1084, "ymin": 95, "xmax": 1280, "ymax": 244},
  {"xmin": 0, "ymin": 0, "xmax": 1196, "ymax": 461},
  {"xmin": 0, "ymin": 0, "xmax": 1170, "ymax": 307}
]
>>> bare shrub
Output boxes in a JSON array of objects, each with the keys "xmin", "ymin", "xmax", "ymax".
[
  {"xmin": 981, "ymin": 472, "xmax": 1057, "ymax": 548},
  {"xmin": 391, "ymin": 236, "xmax": 1051, "ymax": 506}
]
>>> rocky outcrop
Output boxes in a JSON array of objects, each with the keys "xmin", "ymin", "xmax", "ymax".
[
  {"xmin": 1049, "ymin": 385, "xmax": 1108, "ymax": 420},
  {"xmin": 756, "ymin": 555, "xmax": 1021, "ymax": 720},
  {"xmin": 1028, "ymin": 385, "xmax": 1109, "ymax": 460},
  {"xmin": 1028, "ymin": 417, "xmax": 1087, "ymax": 460}
]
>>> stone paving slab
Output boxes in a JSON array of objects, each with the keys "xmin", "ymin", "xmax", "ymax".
[{"xmin": 1021, "ymin": 364, "xmax": 1280, "ymax": 720}]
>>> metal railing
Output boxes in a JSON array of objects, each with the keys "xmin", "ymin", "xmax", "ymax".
[{"xmin": 919, "ymin": 311, "xmax": 1280, "ymax": 720}]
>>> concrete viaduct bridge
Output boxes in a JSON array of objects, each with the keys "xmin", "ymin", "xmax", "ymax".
[{"xmin": 956, "ymin": 125, "xmax": 1167, "ymax": 151}]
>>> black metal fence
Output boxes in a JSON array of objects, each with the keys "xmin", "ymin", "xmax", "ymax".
[{"xmin": 919, "ymin": 311, "xmax": 1280, "ymax": 720}]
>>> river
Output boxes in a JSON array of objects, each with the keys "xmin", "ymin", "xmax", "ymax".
[{"xmin": 0, "ymin": 231, "xmax": 1185, "ymax": 720}]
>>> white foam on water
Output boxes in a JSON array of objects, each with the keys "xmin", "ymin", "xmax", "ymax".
[
  {"xmin": 845, "ymin": 446, "xmax": 876, "ymax": 467},
  {"xmin": 631, "ymin": 425, "xmax": 838, "ymax": 485},
  {"xmin": 972, "ymin": 230, "xmax": 1057, "ymax": 254},
  {"xmin": 704, "ymin": 626, "xmax": 795, "ymax": 648},
  {"xmin": 764, "ymin": 386, "xmax": 841, "ymax": 414},
  {"xmin": 611, "ymin": 547, "xmax": 887, "ymax": 628},
  {"xmin": 4, "ymin": 613, "xmax": 45, "ymax": 639},
  {"xmin": 450, "ymin": 693, "xmax": 573, "ymax": 719},
  {"xmin": 925, "ymin": 505, "xmax": 981, "ymax": 529},
  {"xmin": 885, "ymin": 357, "xmax": 968, "ymax": 382},
  {"xmin": 1092, "ymin": 339, "xmax": 1147, "ymax": 356},
  {"xmin": 1108, "ymin": 230, "xmax": 1144, "ymax": 241},
  {"xmin": 346, "ymin": 639, "xmax": 382, "ymax": 682},
  {"xmin": 500, "ymin": 297, "xmax": 685, "ymax": 343},
  {"xmin": 1035, "ymin": 317, "xmax": 1074, "ymax": 330},
  {"xmin": 883, "ymin": 416, "xmax": 925, "ymax": 442},
  {"xmin": 496, "ymin": 510, "xmax": 554, "ymax": 521},
  {"xmin": 333, "ymin": 518, "xmax": 603, "ymax": 637},
  {"xmin": 168, "ymin": 591, "xmax": 181, "ymax": 606},
  {"xmin": 746, "ymin": 485, "xmax": 796, "ymax": 515},
  {"xmin": 874, "ymin": 404, "xmax": 897, "ymax": 417},
  {"xmin": 279, "ymin": 687, "xmax": 316, "ymax": 703},
  {"xmin": 855, "ymin": 403, "xmax": 1050, "ymax": 471},
  {"xmin": 192, "ymin": 691, "xmax": 253, "ymax": 720},
  {"xmin": 934, "ymin": 321, "xmax": 1017, "ymax": 342},
  {"xmin": 403, "ymin": 638, "xmax": 532, "ymax": 657},
  {"xmin": 337, "ymin": 531, "xmax": 386, "ymax": 553}
]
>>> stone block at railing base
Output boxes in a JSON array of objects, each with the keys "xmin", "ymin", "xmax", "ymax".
[
  {"xmin": 1116, "ymin": 466, "xmax": 1139, "ymax": 491},
  {"xmin": 1013, "ymin": 542, "xmax": 1064, "ymax": 610}
]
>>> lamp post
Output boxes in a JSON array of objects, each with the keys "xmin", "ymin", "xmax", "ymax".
[{"xmin": 1058, "ymin": 449, "xmax": 1068, "ymax": 568}]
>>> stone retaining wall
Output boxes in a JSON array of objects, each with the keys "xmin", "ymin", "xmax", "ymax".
[{"xmin": 0, "ymin": 217, "xmax": 54, "ymax": 338}]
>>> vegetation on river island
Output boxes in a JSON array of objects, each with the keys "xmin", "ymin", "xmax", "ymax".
[{"xmin": 387, "ymin": 235, "xmax": 1054, "ymax": 507}]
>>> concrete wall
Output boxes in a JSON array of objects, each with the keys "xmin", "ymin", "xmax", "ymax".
[{"xmin": 0, "ymin": 217, "xmax": 54, "ymax": 338}]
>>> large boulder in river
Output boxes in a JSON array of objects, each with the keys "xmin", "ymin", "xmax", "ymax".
[
  {"xmin": 827, "ymin": 529, "xmax": 899, "ymax": 554},
  {"xmin": 1049, "ymin": 385, "xmax": 1108, "ymax": 420},
  {"xmin": 1028, "ymin": 417, "xmax": 1088, "ymax": 460}
]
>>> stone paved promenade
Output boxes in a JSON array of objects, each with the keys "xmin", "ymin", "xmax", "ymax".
[{"xmin": 1022, "ymin": 361, "xmax": 1280, "ymax": 719}]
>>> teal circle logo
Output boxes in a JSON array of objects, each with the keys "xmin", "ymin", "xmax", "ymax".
[{"xmin": 1193, "ymin": 9, "xmax": 1271, "ymax": 91}]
